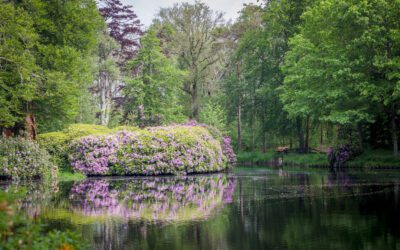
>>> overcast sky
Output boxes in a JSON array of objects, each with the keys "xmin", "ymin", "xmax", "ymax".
[{"xmin": 122, "ymin": 0, "xmax": 258, "ymax": 27}]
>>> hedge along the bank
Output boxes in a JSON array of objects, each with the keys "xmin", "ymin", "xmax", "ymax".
[
  {"xmin": 0, "ymin": 137, "xmax": 54, "ymax": 180},
  {"xmin": 69, "ymin": 126, "xmax": 228, "ymax": 176}
]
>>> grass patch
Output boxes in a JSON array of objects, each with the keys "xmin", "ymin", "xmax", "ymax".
[
  {"xmin": 237, "ymin": 149, "xmax": 400, "ymax": 168},
  {"xmin": 236, "ymin": 151, "xmax": 328, "ymax": 166},
  {"xmin": 347, "ymin": 150, "xmax": 400, "ymax": 168},
  {"xmin": 236, "ymin": 151, "xmax": 275, "ymax": 163},
  {"xmin": 283, "ymin": 153, "xmax": 328, "ymax": 166},
  {"xmin": 57, "ymin": 170, "xmax": 86, "ymax": 182}
]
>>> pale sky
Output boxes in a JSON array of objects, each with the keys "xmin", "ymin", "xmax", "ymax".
[{"xmin": 122, "ymin": 0, "xmax": 258, "ymax": 27}]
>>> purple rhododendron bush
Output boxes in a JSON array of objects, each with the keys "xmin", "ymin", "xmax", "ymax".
[{"xmin": 69, "ymin": 125, "xmax": 235, "ymax": 176}]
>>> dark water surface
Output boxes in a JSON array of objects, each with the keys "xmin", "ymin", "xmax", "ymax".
[{"xmin": 9, "ymin": 168, "xmax": 400, "ymax": 249}]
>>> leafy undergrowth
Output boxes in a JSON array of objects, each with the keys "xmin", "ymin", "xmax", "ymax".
[
  {"xmin": 0, "ymin": 189, "xmax": 87, "ymax": 249},
  {"xmin": 236, "ymin": 151, "xmax": 275, "ymax": 163},
  {"xmin": 237, "ymin": 150, "xmax": 400, "ymax": 168},
  {"xmin": 237, "ymin": 151, "xmax": 327, "ymax": 166}
]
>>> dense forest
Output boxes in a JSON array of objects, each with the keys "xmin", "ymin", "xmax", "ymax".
[{"xmin": 1, "ymin": 0, "xmax": 400, "ymax": 157}]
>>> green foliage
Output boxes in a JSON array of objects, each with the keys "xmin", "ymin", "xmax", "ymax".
[
  {"xmin": 0, "ymin": 0, "xmax": 104, "ymax": 132},
  {"xmin": 236, "ymin": 152, "xmax": 276, "ymax": 163},
  {"xmin": 156, "ymin": 2, "xmax": 224, "ymax": 118},
  {"xmin": 280, "ymin": 0, "xmax": 400, "ymax": 153},
  {"xmin": 0, "ymin": 3, "xmax": 38, "ymax": 127},
  {"xmin": 124, "ymin": 27, "xmax": 187, "ymax": 126},
  {"xmin": 0, "ymin": 137, "xmax": 53, "ymax": 180},
  {"xmin": 199, "ymin": 102, "xmax": 228, "ymax": 134},
  {"xmin": 38, "ymin": 124, "xmax": 112, "ymax": 170},
  {"xmin": 111, "ymin": 126, "xmax": 140, "ymax": 132},
  {"xmin": 0, "ymin": 189, "xmax": 88, "ymax": 250},
  {"xmin": 57, "ymin": 170, "xmax": 86, "ymax": 182}
]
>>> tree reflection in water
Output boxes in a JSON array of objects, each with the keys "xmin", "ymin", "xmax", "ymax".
[{"xmin": 5, "ymin": 169, "xmax": 400, "ymax": 250}]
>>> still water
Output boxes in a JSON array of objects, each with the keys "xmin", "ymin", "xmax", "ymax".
[{"xmin": 9, "ymin": 168, "xmax": 400, "ymax": 249}]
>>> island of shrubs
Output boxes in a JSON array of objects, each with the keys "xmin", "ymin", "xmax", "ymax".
[{"xmin": 0, "ymin": 122, "xmax": 236, "ymax": 179}]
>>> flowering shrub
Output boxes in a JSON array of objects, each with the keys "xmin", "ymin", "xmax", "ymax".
[
  {"xmin": 327, "ymin": 144, "xmax": 359, "ymax": 169},
  {"xmin": 183, "ymin": 120, "xmax": 236, "ymax": 165},
  {"xmin": 222, "ymin": 136, "xmax": 236, "ymax": 164},
  {"xmin": 38, "ymin": 124, "xmax": 137, "ymax": 170},
  {"xmin": 69, "ymin": 126, "xmax": 227, "ymax": 175},
  {"xmin": 0, "ymin": 137, "xmax": 53, "ymax": 179}
]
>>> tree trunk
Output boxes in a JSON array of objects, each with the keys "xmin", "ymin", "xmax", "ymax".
[
  {"xmin": 305, "ymin": 115, "xmax": 310, "ymax": 153},
  {"xmin": 25, "ymin": 113, "xmax": 37, "ymax": 140},
  {"xmin": 391, "ymin": 103, "xmax": 398, "ymax": 156},
  {"xmin": 296, "ymin": 117, "xmax": 305, "ymax": 152},
  {"xmin": 99, "ymin": 73, "xmax": 107, "ymax": 125},
  {"xmin": 357, "ymin": 123, "xmax": 364, "ymax": 151},
  {"xmin": 320, "ymin": 125, "xmax": 323, "ymax": 145},
  {"xmin": 251, "ymin": 120, "xmax": 255, "ymax": 152},
  {"xmin": 192, "ymin": 80, "xmax": 199, "ymax": 119},
  {"xmin": 237, "ymin": 103, "xmax": 242, "ymax": 152},
  {"xmin": 138, "ymin": 104, "xmax": 146, "ymax": 129},
  {"xmin": 262, "ymin": 132, "xmax": 267, "ymax": 153},
  {"xmin": 289, "ymin": 137, "xmax": 293, "ymax": 150}
]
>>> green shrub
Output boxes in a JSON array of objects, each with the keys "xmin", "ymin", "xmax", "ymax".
[
  {"xmin": 38, "ymin": 124, "xmax": 113, "ymax": 170},
  {"xmin": 37, "ymin": 132, "xmax": 70, "ymax": 170},
  {"xmin": 111, "ymin": 125, "xmax": 140, "ymax": 132},
  {"xmin": 0, "ymin": 189, "xmax": 87, "ymax": 249},
  {"xmin": 0, "ymin": 137, "xmax": 53, "ymax": 180},
  {"xmin": 61, "ymin": 124, "xmax": 111, "ymax": 138}
]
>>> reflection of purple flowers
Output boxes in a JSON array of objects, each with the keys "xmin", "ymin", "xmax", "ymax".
[{"xmin": 68, "ymin": 176, "xmax": 236, "ymax": 220}]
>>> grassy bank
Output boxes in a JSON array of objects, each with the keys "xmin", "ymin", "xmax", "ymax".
[
  {"xmin": 347, "ymin": 150, "xmax": 400, "ymax": 168},
  {"xmin": 57, "ymin": 170, "xmax": 86, "ymax": 182},
  {"xmin": 237, "ymin": 151, "xmax": 328, "ymax": 167},
  {"xmin": 237, "ymin": 150, "xmax": 400, "ymax": 168}
]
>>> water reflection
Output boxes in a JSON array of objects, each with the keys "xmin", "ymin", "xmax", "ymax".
[
  {"xmin": 67, "ymin": 176, "xmax": 235, "ymax": 221},
  {"xmin": 3, "ymin": 169, "xmax": 400, "ymax": 250}
]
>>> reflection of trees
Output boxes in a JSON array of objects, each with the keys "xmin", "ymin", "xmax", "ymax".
[{"xmin": 227, "ymin": 170, "xmax": 400, "ymax": 250}]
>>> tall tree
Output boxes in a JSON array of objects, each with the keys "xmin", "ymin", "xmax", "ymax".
[
  {"xmin": 1, "ymin": 0, "xmax": 104, "ymax": 133},
  {"xmin": 0, "ymin": 2, "xmax": 38, "ymax": 130},
  {"xmin": 99, "ymin": 0, "xmax": 142, "ymax": 65},
  {"xmin": 92, "ymin": 31, "xmax": 120, "ymax": 126},
  {"xmin": 124, "ymin": 27, "xmax": 187, "ymax": 126},
  {"xmin": 156, "ymin": 2, "xmax": 224, "ymax": 119}
]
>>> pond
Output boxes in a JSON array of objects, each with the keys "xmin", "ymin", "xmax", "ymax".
[{"xmin": 4, "ymin": 167, "xmax": 400, "ymax": 249}]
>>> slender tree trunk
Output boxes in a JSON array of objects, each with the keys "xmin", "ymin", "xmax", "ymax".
[
  {"xmin": 357, "ymin": 123, "xmax": 364, "ymax": 151},
  {"xmin": 237, "ymin": 103, "xmax": 242, "ymax": 152},
  {"xmin": 236, "ymin": 63, "xmax": 242, "ymax": 152},
  {"xmin": 262, "ymin": 132, "xmax": 267, "ymax": 153},
  {"xmin": 251, "ymin": 119, "xmax": 255, "ymax": 152},
  {"xmin": 391, "ymin": 103, "xmax": 398, "ymax": 156},
  {"xmin": 192, "ymin": 80, "xmax": 198, "ymax": 119},
  {"xmin": 99, "ymin": 73, "xmax": 107, "ymax": 126},
  {"xmin": 320, "ymin": 125, "xmax": 323, "ymax": 145},
  {"xmin": 296, "ymin": 117, "xmax": 305, "ymax": 152},
  {"xmin": 305, "ymin": 115, "xmax": 310, "ymax": 153}
]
